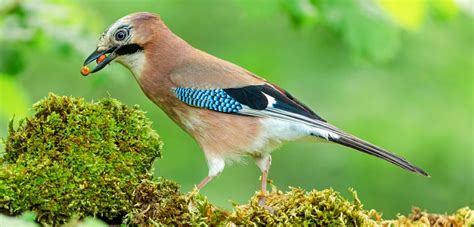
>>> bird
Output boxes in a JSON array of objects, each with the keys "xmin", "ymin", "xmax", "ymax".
[{"xmin": 82, "ymin": 12, "xmax": 428, "ymax": 200}]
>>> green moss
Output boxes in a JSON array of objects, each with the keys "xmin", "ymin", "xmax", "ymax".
[
  {"xmin": 127, "ymin": 184, "xmax": 471, "ymax": 226},
  {"xmin": 1, "ymin": 94, "xmax": 472, "ymax": 226},
  {"xmin": 126, "ymin": 183, "xmax": 376, "ymax": 226},
  {"xmin": 0, "ymin": 94, "xmax": 163, "ymax": 225},
  {"xmin": 380, "ymin": 207, "xmax": 473, "ymax": 226},
  {"xmin": 228, "ymin": 187, "xmax": 370, "ymax": 226},
  {"xmin": 125, "ymin": 179, "xmax": 228, "ymax": 226}
]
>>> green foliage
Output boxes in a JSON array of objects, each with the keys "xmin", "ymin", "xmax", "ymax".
[
  {"xmin": 279, "ymin": 0, "xmax": 463, "ymax": 62},
  {"xmin": 280, "ymin": 0, "xmax": 319, "ymax": 28},
  {"xmin": 0, "ymin": 0, "xmax": 101, "ymax": 58},
  {"xmin": 280, "ymin": 0, "xmax": 402, "ymax": 62},
  {"xmin": 0, "ymin": 94, "xmax": 163, "ymax": 225},
  {"xmin": 0, "ymin": 0, "xmax": 101, "ymax": 127},
  {"xmin": 321, "ymin": 0, "xmax": 400, "ymax": 62}
]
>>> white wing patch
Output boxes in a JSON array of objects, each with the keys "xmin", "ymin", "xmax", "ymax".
[{"xmin": 263, "ymin": 93, "xmax": 277, "ymax": 108}]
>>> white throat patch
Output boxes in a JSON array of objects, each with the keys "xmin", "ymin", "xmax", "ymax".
[{"xmin": 116, "ymin": 52, "xmax": 146, "ymax": 79}]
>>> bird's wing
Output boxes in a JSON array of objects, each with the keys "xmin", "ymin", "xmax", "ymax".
[
  {"xmin": 173, "ymin": 83, "xmax": 332, "ymax": 132},
  {"xmin": 174, "ymin": 83, "xmax": 322, "ymax": 118},
  {"xmin": 173, "ymin": 83, "xmax": 429, "ymax": 176},
  {"xmin": 173, "ymin": 82, "xmax": 384, "ymax": 145},
  {"xmin": 169, "ymin": 52, "xmax": 325, "ymax": 122},
  {"xmin": 223, "ymin": 83, "xmax": 326, "ymax": 121}
]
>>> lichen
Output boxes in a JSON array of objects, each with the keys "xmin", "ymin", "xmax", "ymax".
[{"xmin": 0, "ymin": 93, "xmax": 163, "ymax": 225}]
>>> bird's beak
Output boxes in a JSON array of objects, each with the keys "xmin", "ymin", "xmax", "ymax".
[{"xmin": 83, "ymin": 46, "xmax": 119, "ymax": 74}]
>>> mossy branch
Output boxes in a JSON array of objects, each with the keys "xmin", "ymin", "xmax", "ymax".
[{"xmin": 1, "ymin": 94, "xmax": 472, "ymax": 226}]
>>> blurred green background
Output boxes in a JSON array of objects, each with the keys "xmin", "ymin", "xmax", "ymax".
[{"xmin": 0, "ymin": 0, "xmax": 472, "ymax": 218}]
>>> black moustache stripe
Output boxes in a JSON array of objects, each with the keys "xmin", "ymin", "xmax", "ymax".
[{"xmin": 115, "ymin": 44, "xmax": 143, "ymax": 55}]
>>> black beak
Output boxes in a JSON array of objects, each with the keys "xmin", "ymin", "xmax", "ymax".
[{"xmin": 83, "ymin": 46, "xmax": 118, "ymax": 73}]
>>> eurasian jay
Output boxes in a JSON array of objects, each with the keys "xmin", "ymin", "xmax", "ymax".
[{"xmin": 82, "ymin": 12, "xmax": 428, "ymax": 196}]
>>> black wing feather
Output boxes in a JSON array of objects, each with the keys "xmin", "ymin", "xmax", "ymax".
[
  {"xmin": 224, "ymin": 86, "xmax": 268, "ymax": 110},
  {"xmin": 224, "ymin": 84, "xmax": 325, "ymax": 121}
]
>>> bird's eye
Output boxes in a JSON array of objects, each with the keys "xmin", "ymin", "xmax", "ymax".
[{"xmin": 114, "ymin": 29, "xmax": 128, "ymax": 41}]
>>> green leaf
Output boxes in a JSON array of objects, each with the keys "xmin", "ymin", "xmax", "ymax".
[
  {"xmin": 0, "ymin": 45, "xmax": 26, "ymax": 75},
  {"xmin": 281, "ymin": 0, "xmax": 320, "ymax": 28},
  {"xmin": 321, "ymin": 0, "xmax": 401, "ymax": 62}
]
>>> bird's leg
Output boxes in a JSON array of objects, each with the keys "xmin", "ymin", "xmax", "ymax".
[
  {"xmin": 196, "ymin": 155, "xmax": 224, "ymax": 190},
  {"xmin": 197, "ymin": 176, "xmax": 214, "ymax": 190},
  {"xmin": 261, "ymin": 168, "xmax": 268, "ymax": 194},
  {"xmin": 255, "ymin": 155, "xmax": 272, "ymax": 207},
  {"xmin": 258, "ymin": 170, "xmax": 269, "ymax": 207}
]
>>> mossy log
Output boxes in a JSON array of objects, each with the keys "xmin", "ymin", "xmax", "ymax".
[{"xmin": 0, "ymin": 94, "xmax": 472, "ymax": 226}]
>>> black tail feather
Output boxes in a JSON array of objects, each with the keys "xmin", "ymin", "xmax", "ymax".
[{"xmin": 329, "ymin": 135, "xmax": 429, "ymax": 177}]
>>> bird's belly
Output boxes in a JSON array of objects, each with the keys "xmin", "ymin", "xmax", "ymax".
[
  {"xmin": 173, "ymin": 108, "xmax": 263, "ymax": 160},
  {"xmin": 248, "ymin": 118, "xmax": 312, "ymax": 156},
  {"xmin": 174, "ymin": 107, "xmax": 311, "ymax": 160}
]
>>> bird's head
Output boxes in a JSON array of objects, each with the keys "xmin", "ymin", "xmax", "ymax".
[{"xmin": 82, "ymin": 12, "xmax": 163, "ymax": 76}]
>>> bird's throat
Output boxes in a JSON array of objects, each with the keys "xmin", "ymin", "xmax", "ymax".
[{"xmin": 116, "ymin": 51, "xmax": 146, "ymax": 80}]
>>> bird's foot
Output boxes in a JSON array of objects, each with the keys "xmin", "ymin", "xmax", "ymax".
[
  {"xmin": 257, "ymin": 194, "xmax": 276, "ymax": 214},
  {"xmin": 257, "ymin": 194, "xmax": 266, "ymax": 207}
]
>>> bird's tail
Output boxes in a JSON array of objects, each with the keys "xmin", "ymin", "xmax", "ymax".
[{"xmin": 311, "ymin": 125, "xmax": 429, "ymax": 177}]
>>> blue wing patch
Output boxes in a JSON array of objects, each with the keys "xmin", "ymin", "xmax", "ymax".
[{"xmin": 174, "ymin": 87, "xmax": 243, "ymax": 113}]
